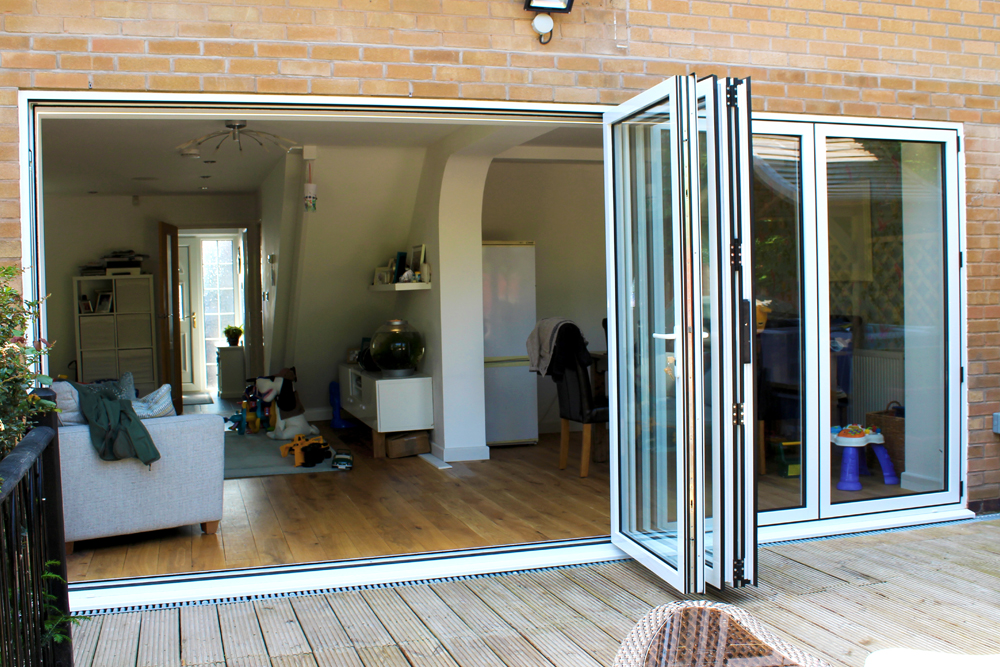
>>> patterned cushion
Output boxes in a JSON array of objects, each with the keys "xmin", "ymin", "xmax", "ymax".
[
  {"xmin": 78, "ymin": 372, "xmax": 137, "ymax": 401},
  {"xmin": 132, "ymin": 384, "xmax": 176, "ymax": 420},
  {"xmin": 52, "ymin": 381, "xmax": 86, "ymax": 426}
]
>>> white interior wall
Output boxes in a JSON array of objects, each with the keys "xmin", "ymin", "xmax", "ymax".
[
  {"xmin": 287, "ymin": 146, "xmax": 426, "ymax": 415},
  {"xmin": 43, "ymin": 193, "xmax": 257, "ymax": 382},
  {"xmin": 390, "ymin": 127, "xmax": 557, "ymax": 461},
  {"xmin": 259, "ymin": 153, "xmax": 306, "ymax": 375},
  {"xmin": 481, "ymin": 160, "xmax": 607, "ymax": 433}
]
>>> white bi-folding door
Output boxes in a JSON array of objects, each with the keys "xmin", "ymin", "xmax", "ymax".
[{"xmin": 605, "ymin": 75, "xmax": 757, "ymax": 594}]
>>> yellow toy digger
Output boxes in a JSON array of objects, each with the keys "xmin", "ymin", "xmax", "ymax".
[{"xmin": 279, "ymin": 434, "xmax": 331, "ymax": 467}]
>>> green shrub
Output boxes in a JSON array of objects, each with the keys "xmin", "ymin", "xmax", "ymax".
[{"xmin": 0, "ymin": 265, "xmax": 53, "ymax": 459}]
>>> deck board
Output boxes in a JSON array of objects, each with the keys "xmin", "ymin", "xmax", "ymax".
[
  {"xmin": 70, "ymin": 519, "xmax": 1000, "ymax": 667},
  {"xmin": 179, "ymin": 604, "xmax": 226, "ymax": 667}
]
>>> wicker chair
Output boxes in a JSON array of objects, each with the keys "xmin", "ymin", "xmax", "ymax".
[{"xmin": 613, "ymin": 600, "xmax": 833, "ymax": 667}]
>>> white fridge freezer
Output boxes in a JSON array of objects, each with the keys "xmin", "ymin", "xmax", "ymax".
[{"xmin": 483, "ymin": 241, "xmax": 538, "ymax": 446}]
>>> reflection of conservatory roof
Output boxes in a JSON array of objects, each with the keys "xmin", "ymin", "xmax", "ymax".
[{"xmin": 754, "ymin": 137, "xmax": 939, "ymax": 202}]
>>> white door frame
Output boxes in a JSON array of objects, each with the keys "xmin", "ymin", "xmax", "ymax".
[
  {"xmin": 815, "ymin": 122, "xmax": 964, "ymax": 519},
  {"xmin": 18, "ymin": 90, "xmax": 970, "ymax": 608},
  {"xmin": 752, "ymin": 120, "xmax": 821, "ymax": 527},
  {"xmin": 177, "ymin": 241, "xmax": 198, "ymax": 391}
]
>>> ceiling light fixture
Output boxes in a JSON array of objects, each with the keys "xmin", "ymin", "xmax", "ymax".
[
  {"xmin": 177, "ymin": 120, "xmax": 298, "ymax": 157},
  {"xmin": 524, "ymin": 0, "xmax": 573, "ymax": 44}
]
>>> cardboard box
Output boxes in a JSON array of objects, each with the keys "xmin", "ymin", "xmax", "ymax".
[{"xmin": 386, "ymin": 430, "xmax": 430, "ymax": 459}]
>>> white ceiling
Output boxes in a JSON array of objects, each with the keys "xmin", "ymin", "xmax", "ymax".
[{"xmin": 40, "ymin": 117, "xmax": 603, "ymax": 196}]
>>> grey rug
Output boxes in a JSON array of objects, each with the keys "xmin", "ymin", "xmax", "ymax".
[
  {"xmin": 224, "ymin": 430, "xmax": 332, "ymax": 479},
  {"xmin": 183, "ymin": 392, "xmax": 214, "ymax": 406}
]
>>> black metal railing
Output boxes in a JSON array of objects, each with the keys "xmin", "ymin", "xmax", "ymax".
[{"xmin": 0, "ymin": 387, "xmax": 72, "ymax": 667}]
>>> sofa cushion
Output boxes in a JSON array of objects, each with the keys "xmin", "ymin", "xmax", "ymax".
[
  {"xmin": 53, "ymin": 373, "xmax": 142, "ymax": 425},
  {"xmin": 78, "ymin": 372, "xmax": 137, "ymax": 401},
  {"xmin": 52, "ymin": 381, "xmax": 85, "ymax": 425},
  {"xmin": 133, "ymin": 383, "xmax": 176, "ymax": 419}
]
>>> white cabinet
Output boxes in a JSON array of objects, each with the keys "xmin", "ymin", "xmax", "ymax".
[
  {"xmin": 217, "ymin": 346, "xmax": 246, "ymax": 399},
  {"xmin": 339, "ymin": 364, "xmax": 433, "ymax": 457},
  {"xmin": 73, "ymin": 275, "xmax": 158, "ymax": 396}
]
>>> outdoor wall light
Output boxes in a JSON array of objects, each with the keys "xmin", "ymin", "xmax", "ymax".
[{"xmin": 524, "ymin": 0, "xmax": 573, "ymax": 44}]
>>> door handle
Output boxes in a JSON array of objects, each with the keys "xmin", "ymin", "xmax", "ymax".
[{"xmin": 192, "ymin": 312, "xmax": 197, "ymax": 329}]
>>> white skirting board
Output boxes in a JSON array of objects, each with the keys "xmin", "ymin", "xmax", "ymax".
[{"xmin": 431, "ymin": 441, "xmax": 491, "ymax": 462}]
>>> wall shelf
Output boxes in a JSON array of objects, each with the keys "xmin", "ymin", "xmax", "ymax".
[{"xmin": 368, "ymin": 282, "xmax": 432, "ymax": 292}]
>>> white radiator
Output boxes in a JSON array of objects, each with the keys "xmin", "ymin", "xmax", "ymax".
[{"xmin": 849, "ymin": 349, "xmax": 905, "ymax": 424}]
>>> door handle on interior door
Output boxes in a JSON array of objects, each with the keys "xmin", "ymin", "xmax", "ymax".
[{"xmin": 192, "ymin": 313, "xmax": 197, "ymax": 329}]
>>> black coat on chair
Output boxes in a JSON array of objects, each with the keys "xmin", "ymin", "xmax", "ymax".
[{"xmin": 547, "ymin": 323, "xmax": 608, "ymax": 477}]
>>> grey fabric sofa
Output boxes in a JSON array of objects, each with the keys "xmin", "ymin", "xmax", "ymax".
[{"xmin": 59, "ymin": 413, "xmax": 225, "ymax": 550}]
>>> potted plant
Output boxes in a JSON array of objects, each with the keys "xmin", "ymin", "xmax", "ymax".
[
  {"xmin": 0, "ymin": 265, "xmax": 54, "ymax": 459},
  {"xmin": 223, "ymin": 325, "xmax": 243, "ymax": 347}
]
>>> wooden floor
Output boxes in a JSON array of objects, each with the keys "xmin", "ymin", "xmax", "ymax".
[
  {"xmin": 758, "ymin": 460, "xmax": 921, "ymax": 512},
  {"xmin": 67, "ymin": 424, "xmax": 611, "ymax": 581},
  {"xmin": 70, "ymin": 518, "xmax": 1000, "ymax": 667}
]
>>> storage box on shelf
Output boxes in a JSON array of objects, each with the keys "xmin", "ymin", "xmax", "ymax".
[{"xmin": 73, "ymin": 275, "xmax": 157, "ymax": 396}]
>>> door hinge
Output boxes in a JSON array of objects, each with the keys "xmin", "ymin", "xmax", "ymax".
[
  {"xmin": 726, "ymin": 83, "xmax": 739, "ymax": 108},
  {"xmin": 960, "ymin": 480, "xmax": 964, "ymax": 497},
  {"xmin": 733, "ymin": 403, "xmax": 744, "ymax": 426},
  {"xmin": 730, "ymin": 240, "xmax": 742, "ymax": 271},
  {"xmin": 961, "ymin": 366, "xmax": 964, "ymax": 383},
  {"xmin": 957, "ymin": 136, "xmax": 961, "ymax": 152},
  {"xmin": 733, "ymin": 558, "xmax": 750, "ymax": 586},
  {"xmin": 959, "ymin": 251, "xmax": 963, "ymax": 268}
]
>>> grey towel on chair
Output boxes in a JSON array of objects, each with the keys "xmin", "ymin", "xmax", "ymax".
[{"xmin": 526, "ymin": 317, "xmax": 588, "ymax": 377}]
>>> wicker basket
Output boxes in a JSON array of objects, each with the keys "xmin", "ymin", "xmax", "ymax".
[{"xmin": 866, "ymin": 400, "xmax": 904, "ymax": 474}]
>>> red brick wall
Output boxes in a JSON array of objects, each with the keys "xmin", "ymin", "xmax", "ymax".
[{"xmin": 1, "ymin": 0, "xmax": 997, "ymax": 502}]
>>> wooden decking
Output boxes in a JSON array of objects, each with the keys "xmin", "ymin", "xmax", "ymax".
[{"xmin": 71, "ymin": 517, "xmax": 1000, "ymax": 667}]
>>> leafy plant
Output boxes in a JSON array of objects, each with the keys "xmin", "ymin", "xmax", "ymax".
[
  {"xmin": 40, "ymin": 561, "xmax": 87, "ymax": 647},
  {"xmin": 223, "ymin": 325, "xmax": 243, "ymax": 339},
  {"xmin": 0, "ymin": 265, "xmax": 53, "ymax": 459}
]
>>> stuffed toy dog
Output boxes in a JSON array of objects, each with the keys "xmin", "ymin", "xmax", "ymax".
[{"xmin": 261, "ymin": 368, "xmax": 320, "ymax": 440}]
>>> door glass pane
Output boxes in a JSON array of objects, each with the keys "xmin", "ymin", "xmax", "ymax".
[
  {"xmin": 826, "ymin": 138, "xmax": 946, "ymax": 502},
  {"xmin": 618, "ymin": 101, "xmax": 683, "ymax": 568},
  {"xmin": 753, "ymin": 135, "xmax": 806, "ymax": 512},
  {"xmin": 202, "ymin": 239, "xmax": 238, "ymax": 391}
]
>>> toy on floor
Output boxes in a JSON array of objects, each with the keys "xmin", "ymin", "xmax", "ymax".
[
  {"xmin": 245, "ymin": 408, "xmax": 262, "ymax": 434},
  {"xmin": 261, "ymin": 368, "xmax": 320, "ymax": 440},
  {"xmin": 830, "ymin": 424, "xmax": 899, "ymax": 491},
  {"xmin": 280, "ymin": 434, "xmax": 331, "ymax": 467},
  {"xmin": 224, "ymin": 405, "xmax": 247, "ymax": 435},
  {"xmin": 332, "ymin": 449, "xmax": 353, "ymax": 471}
]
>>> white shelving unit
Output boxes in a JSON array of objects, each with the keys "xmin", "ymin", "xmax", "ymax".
[
  {"xmin": 368, "ymin": 282, "xmax": 432, "ymax": 292},
  {"xmin": 73, "ymin": 275, "xmax": 158, "ymax": 396}
]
